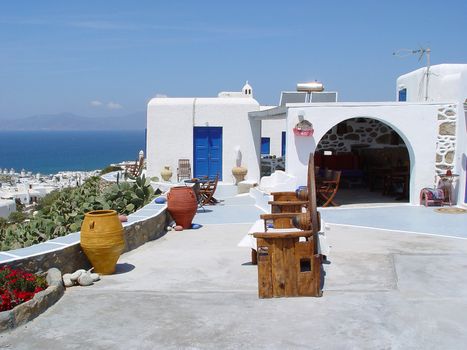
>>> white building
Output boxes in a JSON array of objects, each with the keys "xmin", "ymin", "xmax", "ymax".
[
  {"xmin": 397, "ymin": 64, "xmax": 467, "ymax": 103},
  {"xmin": 146, "ymin": 64, "xmax": 467, "ymax": 206},
  {"xmin": 146, "ymin": 83, "xmax": 262, "ymax": 182},
  {"xmin": 0, "ymin": 199, "xmax": 16, "ymax": 219},
  {"xmin": 250, "ymin": 64, "xmax": 467, "ymax": 206}
]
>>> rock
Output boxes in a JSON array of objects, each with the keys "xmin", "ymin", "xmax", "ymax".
[
  {"xmin": 62, "ymin": 273, "xmax": 74, "ymax": 287},
  {"xmin": 155, "ymin": 197, "xmax": 166, "ymax": 204},
  {"xmin": 445, "ymin": 151, "xmax": 454, "ymax": 164},
  {"xmin": 77, "ymin": 272, "xmax": 94, "ymax": 286},
  {"xmin": 343, "ymin": 133, "xmax": 360, "ymax": 141},
  {"xmin": 70, "ymin": 269, "xmax": 85, "ymax": 281},
  {"xmin": 439, "ymin": 122, "xmax": 456, "ymax": 135},
  {"xmin": 46, "ymin": 268, "xmax": 63, "ymax": 287},
  {"xmin": 0, "ymin": 310, "xmax": 13, "ymax": 332},
  {"xmin": 376, "ymin": 134, "xmax": 391, "ymax": 144},
  {"xmin": 174, "ymin": 225, "xmax": 183, "ymax": 231}
]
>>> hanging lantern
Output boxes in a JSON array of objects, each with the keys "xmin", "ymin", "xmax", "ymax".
[{"xmin": 293, "ymin": 119, "xmax": 314, "ymax": 136}]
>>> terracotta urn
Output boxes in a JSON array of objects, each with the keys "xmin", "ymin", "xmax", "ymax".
[
  {"xmin": 232, "ymin": 166, "xmax": 247, "ymax": 185},
  {"xmin": 167, "ymin": 187, "xmax": 198, "ymax": 229},
  {"xmin": 161, "ymin": 166, "xmax": 173, "ymax": 182}
]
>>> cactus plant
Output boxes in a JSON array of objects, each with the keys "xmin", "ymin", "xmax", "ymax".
[{"xmin": 0, "ymin": 175, "xmax": 156, "ymax": 251}]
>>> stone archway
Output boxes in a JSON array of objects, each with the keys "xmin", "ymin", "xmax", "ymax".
[{"xmin": 315, "ymin": 117, "xmax": 411, "ymax": 205}]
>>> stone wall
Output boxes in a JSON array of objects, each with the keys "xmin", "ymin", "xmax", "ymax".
[
  {"xmin": 435, "ymin": 105, "xmax": 457, "ymax": 172},
  {"xmin": 316, "ymin": 118, "xmax": 403, "ymax": 153},
  {"xmin": 0, "ymin": 268, "xmax": 64, "ymax": 333},
  {"xmin": 0, "ymin": 209, "xmax": 170, "ymax": 274}
]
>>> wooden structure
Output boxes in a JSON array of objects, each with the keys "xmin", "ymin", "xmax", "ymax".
[
  {"xmin": 124, "ymin": 154, "xmax": 145, "ymax": 179},
  {"xmin": 199, "ymin": 174, "xmax": 219, "ymax": 205},
  {"xmin": 316, "ymin": 170, "xmax": 341, "ymax": 207},
  {"xmin": 253, "ymin": 153, "xmax": 322, "ymax": 298},
  {"xmin": 177, "ymin": 159, "xmax": 192, "ymax": 182},
  {"xmin": 267, "ymin": 192, "xmax": 307, "ymax": 228}
]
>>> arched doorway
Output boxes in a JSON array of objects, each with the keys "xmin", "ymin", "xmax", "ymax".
[{"xmin": 315, "ymin": 117, "xmax": 410, "ymax": 205}]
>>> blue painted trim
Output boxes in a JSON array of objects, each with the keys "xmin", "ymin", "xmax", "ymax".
[{"xmin": 261, "ymin": 137, "xmax": 270, "ymax": 155}]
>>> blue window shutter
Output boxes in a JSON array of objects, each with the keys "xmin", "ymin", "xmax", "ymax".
[
  {"xmin": 281, "ymin": 132, "xmax": 286, "ymax": 157},
  {"xmin": 261, "ymin": 137, "xmax": 270, "ymax": 155},
  {"xmin": 398, "ymin": 88, "xmax": 407, "ymax": 102}
]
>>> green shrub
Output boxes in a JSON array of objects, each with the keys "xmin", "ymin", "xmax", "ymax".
[
  {"xmin": 8, "ymin": 211, "xmax": 28, "ymax": 224},
  {"xmin": 0, "ymin": 175, "xmax": 156, "ymax": 251}
]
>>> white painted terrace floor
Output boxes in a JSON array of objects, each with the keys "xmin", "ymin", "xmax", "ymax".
[{"xmin": 1, "ymin": 185, "xmax": 467, "ymax": 349}]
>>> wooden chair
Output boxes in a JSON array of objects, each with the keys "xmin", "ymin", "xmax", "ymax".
[
  {"xmin": 177, "ymin": 159, "xmax": 191, "ymax": 182},
  {"xmin": 316, "ymin": 170, "xmax": 341, "ymax": 207},
  {"xmin": 199, "ymin": 174, "xmax": 219, "ymax": 205},
  {"xmin": 252, "ymin": 153, "xmax": 322, "ymax": 298},
  {"xmin": 124, "ymin": 154, "xmax": 145, "ymax": 179}
]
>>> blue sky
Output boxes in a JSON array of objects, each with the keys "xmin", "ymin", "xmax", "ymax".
[{"xmin": 1, "ymin": 0, "xmax": 466, "ymax": 119}]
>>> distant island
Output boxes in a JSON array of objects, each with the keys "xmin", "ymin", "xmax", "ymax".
[{"xmin": 0, "ymin": 112, "xmax": 146, "ymax": 131}]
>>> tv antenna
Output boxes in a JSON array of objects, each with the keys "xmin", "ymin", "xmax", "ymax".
[{"xmin": 393, "ymin": 47, "xmax": 431, "ymax": 101}]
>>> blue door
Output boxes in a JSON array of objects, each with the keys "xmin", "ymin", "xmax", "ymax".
[{"xmin": 193, "ymin": 127, "xmax": 222, "ymax": 180}]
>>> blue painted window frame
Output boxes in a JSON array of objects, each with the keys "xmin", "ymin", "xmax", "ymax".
[
  {"xmin": 398, "ymin": 88, "xmax": 407, "ymax": 102},
  {"xmin": 261, "ymin": 137, "xmax": 270, "ymax": 155},
  {"xmin": 281, "ymin": 131, "xmax": 286, "ymax": 157}
]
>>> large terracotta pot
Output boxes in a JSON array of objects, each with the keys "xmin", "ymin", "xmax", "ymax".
[
  {"xmin": 80, "ymin": 210, "xmax": 125, "ymax": 275},
  {"xmin": 167, "ymin": 186, "xmax": 198, "ymax": 229}
]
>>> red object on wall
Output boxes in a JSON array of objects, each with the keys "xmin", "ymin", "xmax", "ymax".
[
  {"xmin": 293, "ymin": 127, "xmax": 314, "ymax": 136},
  {"xmin": 167, "ymin": 187, "xmax": 198, "ymax": 229}
]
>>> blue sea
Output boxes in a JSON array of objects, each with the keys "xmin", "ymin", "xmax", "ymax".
[{"xmin": 0, "ymin": 131, "xmax": 146, "ymax": 174}]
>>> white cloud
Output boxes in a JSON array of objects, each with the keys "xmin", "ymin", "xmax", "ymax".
[
  {"xmin": 107, "ymin": 102, "xmax": 123, "ymax": 110},
  {"xmin": 90, "ymin": 100, "xmax": 103, "ymax": 107}
]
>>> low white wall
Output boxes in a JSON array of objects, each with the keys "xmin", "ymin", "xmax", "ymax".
[{"xmin": 285, "ymin": 102, "xmax": 462, "ymax": 205}]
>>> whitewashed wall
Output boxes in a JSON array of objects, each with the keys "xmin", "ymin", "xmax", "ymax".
[
  {"xmin": 285, "ymin": 102, "xmax": 463, "ymax": 205},
  {"xmin": 397, "ymin": 64, "xmax": 467, "ymax": 103},
  {"xmin": 261, "ymin": 119, "xmax": 286, "ymax": 157},
  {"xmin": 147, "ymin": 97, "xmax": 261, "ymax": 183},
  {"xmin": 0, "ymin": 199, "xmax": 16, "ymax": 218}
]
